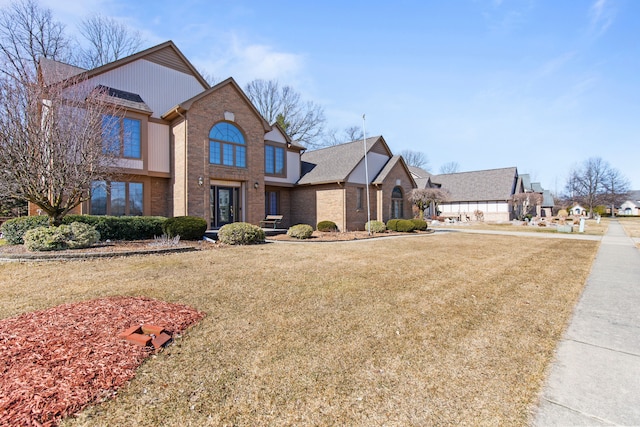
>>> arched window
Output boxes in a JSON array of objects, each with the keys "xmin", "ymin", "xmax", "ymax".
[
  {"xmin": 209, "ymin": 122, "xmax": 246, "ymax": 167},
  {"xmin": 391, "ymin": 186, "xmax": 403, "ymax": 219}
]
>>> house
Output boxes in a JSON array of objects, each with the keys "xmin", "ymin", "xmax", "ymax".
[
  {"xmin": 620, "ymin": 191, "xmax": 640, "ymax": 215},
  {"xmin": 410, "ymin": 167, "xmax": 523, "ymax": 222},
  {"xmin": 518, "ymin": 174, "xmax": 555, "ymax": 217},
  {"xmin": 568, "ymin": 204, "xmax": 587, "ymax": 216},
  {"xmin": 35, "ymin": 41, "xmax": 415, "ymax": 231},
  {"xmin": 294, "ymin": 137, "xmax": 416, "ymax": 231}
]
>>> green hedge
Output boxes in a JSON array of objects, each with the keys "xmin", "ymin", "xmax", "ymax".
[
  {"xmin": 162, "ymin": 216, "xmax": 207, "ymax": 240},
  {"xmin": 386, "ymin": 218, "xmax": 415, "ymax": 232},
  {"xmin": 317, "ymin": 220, "xmax": 338, "ymax": 232},
  {"xmin": 63, "ymin": 215, "xmax": 166, "ymax": 241},
  {"xmin": 0, "ymin": 216, "xmax": 50, "ymax": 244},
  {"xmin": 410, "ymin": 219, "xmax": 428, "ymax": 231}
]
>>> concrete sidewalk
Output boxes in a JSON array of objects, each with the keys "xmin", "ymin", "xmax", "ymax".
[{"xmin": 533, "ymin": 220, "xmax": 640, "ymax": 426}]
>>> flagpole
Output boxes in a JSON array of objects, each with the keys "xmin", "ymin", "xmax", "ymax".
[{"xmin": 362, "ymin": 114, "xmax": 371, "ymax": 235}]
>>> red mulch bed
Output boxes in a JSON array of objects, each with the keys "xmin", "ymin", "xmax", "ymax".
[{"xmin": 0, "ymin": 297, "xmax": 205, "ymax": 427}]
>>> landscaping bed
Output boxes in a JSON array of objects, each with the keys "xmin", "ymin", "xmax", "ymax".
[{"xmin": 0, "ymin": 297, "xmax": 204, "ymax": 427}]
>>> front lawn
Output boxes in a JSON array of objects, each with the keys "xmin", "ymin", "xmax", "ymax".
[{"xmin": 0, "ymin": 233, "xmax": 598, "ymax": 426}]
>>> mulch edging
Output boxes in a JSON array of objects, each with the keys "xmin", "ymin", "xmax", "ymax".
[
  {"xmin": 0, "ymin": 246, "xmax": 198, "ymax": 262},
  {"xmin": 0, "ymin": 296, "xmax": 205, "ymax": 427}
]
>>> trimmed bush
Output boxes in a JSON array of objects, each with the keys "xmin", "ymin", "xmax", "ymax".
[
  {"xmin": 63, "ymin": 215, "xmax": 166, "ymax": 241},
  {"xmin": 410, "ymin": 219, "xmax": 428, "ymax": 231},
  {"xmin": 162, "ymin": 216, "xmax": 207, "ymax": 240},
  {"xmin": 218, "ymin": 222, "xmax": 265, "ymax": 245},
  {"xmin": 66, "ymin": 222, "xmax": 101, "ymax": 249},
  {"xmin": 24, "ymin": 226, "xmax": 68, "ymax": 251},
  {"xmin": 23, "ymin": 222, "xmax": 99, "ymax": 251},
  {"xmin": 365, "ymin": 220, "xmax": 386, "ymax": 233},
  {"xmin": 317, "ymin": 220, "xmax": 338, "ymax": 232},
  {"xmin": 287, "ymin": 224, "xmax": 314, "ymax": 239},
  {"xmin": 0, "ymin": 216, "xmax": 49, "ymax": 244},
  {"xmin": 396, "ymin": 219, "xmax": 416, "ymax": 232},
  {"xmin": 386, "ymin": 219, "xmax": 401, "ymax": 231}
]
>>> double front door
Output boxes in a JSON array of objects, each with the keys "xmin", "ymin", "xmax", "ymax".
[{"xmin": 210, "ymin": 186, "xmax": 239, "ymax": 228}]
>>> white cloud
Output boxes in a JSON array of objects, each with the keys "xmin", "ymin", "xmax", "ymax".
[
  {"xmin": 195, "ymin": 33, "xmax": 306, "ymax": 87},
  {"xmin": 589, "ymin": 0, "xmax": 615, "ymax": 37}
]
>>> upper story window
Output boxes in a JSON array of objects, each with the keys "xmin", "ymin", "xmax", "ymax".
[
  {"xmin": 209, "ymin": 122, "xmax": 246, "ymax": 168},
  {"xmin": 265, "ymin": 144, "xmax": 285, "ymax": 176},
  {"xmin": 102, "ymin": 115, "xmax": 141, "ymax": 159}
]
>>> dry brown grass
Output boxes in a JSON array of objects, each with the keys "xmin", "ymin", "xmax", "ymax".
[
  {"xmin": 0, "ymin": 233, "xmax": 598, "ymax": 426},
  {"xmin": 437, "ymin": 218, "xmax": 608, "ymax": 236},
  {"xmin": 618, "ymin": 216, "xmax": 640, "ymax": 238}
]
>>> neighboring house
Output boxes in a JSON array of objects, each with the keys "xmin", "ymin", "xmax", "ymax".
[
  {"xmin": 518, "ymin": 174, "xmax": 554, "ymax": 217},
  {"xmin": 569, "ymin": 204, "xmax": 587, "ymax": 216},
  {"xmin": 419, "ymin": 167, "xmax": 523, "ymax": 222},
  {"xmin": 620, "ymin": 191, "xmax": 640, "ymax": 215},
  {"xmin": 295, "ymin": 137, "xmax": 416, "ymax": 231}
]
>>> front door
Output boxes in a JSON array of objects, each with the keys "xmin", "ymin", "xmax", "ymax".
[{"xmin": 210, "ymin": 186, "xmax": 239, "ymax": 228}]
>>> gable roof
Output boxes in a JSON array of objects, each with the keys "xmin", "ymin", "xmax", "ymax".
[
  {"xmin": 373, "ymin": 155, "xmax": 417, "ymax": 187},
  {"xmin": 298, "ymin": 136, "xmax": 389, "ymax": 185},
  {"xmin": 431, "ymin": 167, "xmax": 519, "ymax": 202},
  {"xmin": 408, "ymin": 165, "xmax": 433, "ymax": 189},
  {"xmin": 41, "ymin": 41, "xmax": 209, "ymax": 90},
  {"xmin": 161, "ymin": 77, "xmax": 271, "ymax": 131},
  {"xmin": 625, "ymin": 190, "xmax": 640, "ymax": 203}
]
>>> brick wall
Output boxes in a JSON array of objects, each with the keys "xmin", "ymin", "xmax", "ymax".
[{"xmin": 376, "ymin": 161, "xmax": 416, "ymax": 222}]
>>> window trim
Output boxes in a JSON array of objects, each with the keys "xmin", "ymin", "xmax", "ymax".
[
  {"xmin": 209, "ymin": 122, "xmax": 246, "ymax": 168},
  {"xmin": 90, "ymin": 180, "xmax": 144, "ymax": 216},
  {"xmin": 265, "ymin": 143, "xmax": 286, "ymax": 177},
  {"xmin": 102, "ymin": 115, "xmax": 142, "ymax": 159}
]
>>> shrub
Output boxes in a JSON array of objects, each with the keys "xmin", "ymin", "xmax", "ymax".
[
  {"xmin": 66, "ymin": 222, "xmax": 100, "ymax": 249},
  {"xmin": 287, "ymin": 224, "xmax": 314, "ymax": 239},
  {"xmin": 162, "ymin": 216, "xmax": 207, "ymax": 240},
  {"xmin": 0, "ymin": 216, "xmax": 49, "ymax": 244},
  {"xmin": 218, "ymin": 222, "xmax": 265, "ymax": 245},
  {"xmin": 365, "ymin": 220, "xmax": 386, "ymax": 233},
  {"xmin": 410, "ymin": 219, "xmax": 428, "ymax": 231},
  {"xmin": 24, "ymin": 226, "xmax": 69, "ymax": 251},
  {"xmin": 63, "ymin": 215, "xmax": 166, "ymax": 240},
  {"xmin": 386, "ymin": 219, "xmax": 400, "ymax": 231},
  {"xmin": 317, "ymin": 220, "xmax": 338, "ymax": 232},
  {"xmin": 396, "ymin": 219, "xmax": 416, "ymax": 232},
  {"xmin": 22, "ymin": 222, "xmax": 99, "ymax": 251}
]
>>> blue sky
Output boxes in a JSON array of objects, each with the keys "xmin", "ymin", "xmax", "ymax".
[{"xmin": 13, "ymin": 0, "xmax": 640, "ymax": 191}]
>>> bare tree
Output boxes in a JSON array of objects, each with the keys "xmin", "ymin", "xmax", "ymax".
[
  {"xmin": 512, "ymin": 192, "xmax": 543, "ymax": 220},
  {"xmin": 400, "ymin": 150, "xmax": 429, "ymax": 169},
  {"xmin": 0, "ymin": 0, "xmax": 70, "ymax": 82},
  {"xmin": 408, "ymin": 188, "xmax": 449, "ymax": 220},
  {"xmin": 565, "ymin": 157, "xmax": 610, "ymax": 217},
  {"xmin": 323, "ymin": 125, "xmax": 363, "ymax": 146},
  {"xmin": 245, "ymin": 79, "xmax": 325, "ymax": 147},
  {"xmin": 78, "ymin": 14, "xmax": 143, "ymax": 68},
  {"xmin": 602, "ymin": 167, "xmax": 630, "ymax": 216},
  {"xmin": 0, "ymin": 74, "xmax": 124, "ymax": 226},
  {"xmin": 439, "ymin": 161, "xmax": 460, "ymax": 174}
]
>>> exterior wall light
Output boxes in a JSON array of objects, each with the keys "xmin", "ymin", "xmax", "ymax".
[
  {"xmin": 198, "ymin": 176, "xmax": 204, "ymax": 187},
  {"xmin": 254, "ymin": 182, "xmax": 259, "ymax": 189}
]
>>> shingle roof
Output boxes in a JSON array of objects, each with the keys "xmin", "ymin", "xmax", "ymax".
[
  {"xmin": 430, "ymin": 167, "xmax": 519, "ymax": 202},
  {"xmin": 298, "ymin": 136, "xmax": 384, "ymax": 185},
  {"xmin": 96, "ymin": 85, "xmax": 152, "ymax": 113},
  {"xmin": 626, "ymin": 190, "xmax": 640, "ymax": 202},
  {"xmin": 542, "ymin": 189, "xmax": 554, "ymax": 207}
]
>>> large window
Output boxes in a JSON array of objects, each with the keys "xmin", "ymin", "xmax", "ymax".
[
  {"xmin": 102, "ymin": 115, "xmax": 141, "ymax": 159},
  {"xmin": 265, "ymin": 144, "xmax": 285, "ymax": 176},
  {"xmin": 209, "ymin": 122, "xmax": 246, "ymax": 167},
  {"xmin": 91, "ymin": 181, "xmax": 143, "ymax": 216}
]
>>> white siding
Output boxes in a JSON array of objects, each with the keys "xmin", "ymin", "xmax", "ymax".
[
  {"xmin": 88, "ymin": 59, "xmax": 204, "ymax": 118},
  {"xmin": 115, "ymin": 158, "xmax": 143, "ymax": 169},
  {"xmin": 148, "ymin": 122, "xmax": 170, "ymax": 173},
  {"xmin": 348, "ymin": 152, "xmax": 389, "ymax": 184}
]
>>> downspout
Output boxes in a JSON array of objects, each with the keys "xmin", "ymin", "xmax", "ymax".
[{"xmin": 174, "ymin": 108, "xmax": 188, "ymax": 215}]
